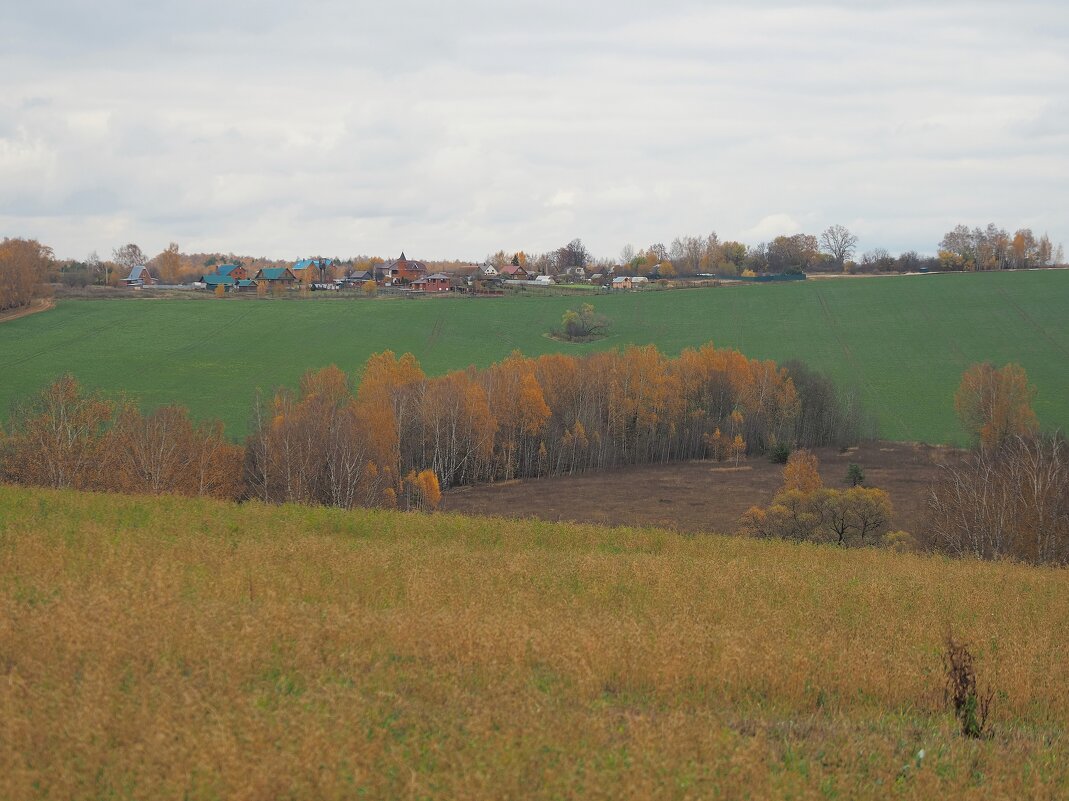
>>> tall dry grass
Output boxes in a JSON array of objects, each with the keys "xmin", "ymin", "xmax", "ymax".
[{"xmin": 1, "ymin": 484, "xmax": 1067, "ymax": 799}]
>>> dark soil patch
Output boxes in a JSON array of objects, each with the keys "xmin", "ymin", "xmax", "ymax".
[{"xmin": 442, "ymin": 441, "xmax": 952, "ymax": 537}]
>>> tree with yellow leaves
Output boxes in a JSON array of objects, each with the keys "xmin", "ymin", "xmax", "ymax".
[{"xmin": 782, "ymin": 449, "xmax": 822, "ymax": 493}]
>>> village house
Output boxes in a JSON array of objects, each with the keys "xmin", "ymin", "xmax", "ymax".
[
  {"xmin": 234, "ymin": 279, "xmax": 258, "ymax": 292},
  {"xmin": 253, "ymin": 267, "xmax": 299, "ymax": 287},
  {"xmin": 611, "ymin": 276, "xmax": 633, "ymax": 290},
  {"xmin": 122, "ymin": 265, "xmax": 157, "ymax": 287},
  {"xmin": 340, "ymin": 269, "xmax": 374, "ymax": 287},
  {"xmin": 499, "ymin": 264, "xmax": 530, "ymax": 280},
  {"xmin": 198, "ymin": 273, "xmax": 236, "ymax": 290},
  {"xmin": 375, "ymin": 253, "xmax": 427, "ymax": 285},
  {"xmin": 215, "ymin": 263, "xmax": 249, "ymax": 281},
  {"xmin": 291, "ymin": 258, "xmax": 334, "ymax": 284},
  {"xmin": 410, "ymin": 273, "xmax": 452, "ymax": 293}
]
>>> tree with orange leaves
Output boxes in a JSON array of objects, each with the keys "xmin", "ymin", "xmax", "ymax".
[
  {"xmin": 782, "ymin": 449, "xmax": 822, "ymax": 493},
  {"xmin": 954, "ymin": 362, "xmax": 1037, "ymax": 450}
]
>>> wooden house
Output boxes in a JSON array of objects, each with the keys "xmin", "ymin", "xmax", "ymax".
[
  {"xmin": 292, "ymin": 258, "xmax": 334, "ymax": 284},
  {"xmin": 499, "ymin": 265, "xmax": 530, "ymax": 280},
  {"xmin": 253, "ymin": 267, "xmax": 298, "ymax": 287},
  {"xmin": 215, "ymin": 264, "xmax": 248, "ymax": 281},
  {"xmin": 199, "ymin": 273, "xmax": 236, "ymax": 290},
  {"xmin": 122, "ymin": 265, "xmax": 157, "ymax": 287}
]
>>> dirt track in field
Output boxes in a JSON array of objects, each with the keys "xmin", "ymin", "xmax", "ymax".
[
  {"xmin": 0, "ymin": 298, "xmax": 54, "ymax": 324},
  {"xmin": 442, "ymin": 441, "xmax": 952, "ymax": 537}
]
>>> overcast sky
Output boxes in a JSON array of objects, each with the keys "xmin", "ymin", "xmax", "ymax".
[{"xmin": 1, "ymin": 1, "xmax": 1066, "ymax": 261}]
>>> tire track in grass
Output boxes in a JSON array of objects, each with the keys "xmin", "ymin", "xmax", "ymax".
[
  {"xmin": 814, "ymin": 287, "xmax": 912, "ymax": 439},
  {"xmin": 103, "ymin": 303, "xmax": 264, "ymax": 409},
  {"xmin": 917, "ymin": 296, "xmax": 967, "ymax": 366},
  {"xmin": 425, "ymin": 315, "xmax": 445, "ymax": 353},
  {"xmin": 0, "ymin": 310, "xmax": 134, "ymax": 371},
  {"xmin": 998, "ymin": 288, "xmax": 1069, "ymax": 358}
]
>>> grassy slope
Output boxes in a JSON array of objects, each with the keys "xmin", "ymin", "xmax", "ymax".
[
  {"xmin": 1, "ymin": 270, "xmax": 1067, "ymax": 442},
  {"xmin": 1, "ymin": 485, "xmax": 1067, "ymax": 799}
]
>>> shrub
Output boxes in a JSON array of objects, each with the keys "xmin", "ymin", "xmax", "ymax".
[
  {"xmin": 769, "ymin": 442, "xmax": 791, "ymax": 464},
  {"xmin": 846, "ymin": 463, "xmax": 865, "ymax": 487},
  {"xmin": 555, "ymin": 303, "xmax": 610, "ymax": 342},
  {"xmin": 944, "ymin": 632, "xmax": 993, "ymax": 739}
]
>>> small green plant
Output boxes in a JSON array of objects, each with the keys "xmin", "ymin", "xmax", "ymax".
[
  {"xmin": 944, "ymin": 632, "xmax": 993, "ymax": 739},
  {"xmin": 769, "ymin": 442, "xmax": 791, "ymax": 464},
  {"xmin": 846, "ymin": 463, "xmax": 865, "ymax": 487}
]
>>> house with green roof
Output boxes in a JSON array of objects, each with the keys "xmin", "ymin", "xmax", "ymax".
[
  {"xmin": 215, "ymin": 264, "xmax": 248, "ymax": 280},
  {"xmin": 198, "ymin": 273, "xmax": 236, "ymax": 289},
  {"xmin": 253, "ymin": 267, "xmax": 298, "ymax": 288}
]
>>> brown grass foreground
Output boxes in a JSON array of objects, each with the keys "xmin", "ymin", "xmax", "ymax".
[{"xmin": 0, "ymin": 486, "xmax": 1067, "ymax": 800}]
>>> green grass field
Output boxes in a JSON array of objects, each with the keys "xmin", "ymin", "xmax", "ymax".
[
  {"xmin": 2, "ymin": 485, "xmax": 1068, "ymax": 799},
  {"xmin": 2, "ymin": 270, "xmax": 1068, "ymax": 442}
]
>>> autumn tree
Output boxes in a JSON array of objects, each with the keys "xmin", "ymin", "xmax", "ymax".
[
  {"xmin": 1, "ymin": 375, "xmax": 114, "ymax": 489},
  {"xmin": 108, "ymin": 404, "xmax": 243, "ymax": 499},
  {"xmin": 0, "ymin": 238, "xmax": 53, "ymax": 312},
  {"xmin": 154, "ymin": 243, "xmax": 182, "ymax": 284},
  {"xmin": 820, "ymin": 225, "xmax": 858, "ymax": 271},
  {"xmin": 954, "ymin": 362, "xmax": 1037, "ymax": 450},
  {"xmin": 767, "ymin": 234, "xmax": 820, "ymax": 273},
  {"xmin": 782, "ymin": 449, "xmax": 822, "ymax": 493},
  {"xmin": 557, "ymin": 303, "xmax": 610, "ymax": 341}
]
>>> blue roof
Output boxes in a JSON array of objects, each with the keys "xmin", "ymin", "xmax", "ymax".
[
  {"xmin": 216, "ymin": 264, "xmax": 241, "ymax": 276},
  {"xmin": 293, "ymin": 258, "xmax": 333, "ymax": 271}
]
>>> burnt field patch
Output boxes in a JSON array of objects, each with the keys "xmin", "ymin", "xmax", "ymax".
[{"xmin": 443, "ymin": 441, "xmax": 950, "ymax": 537}]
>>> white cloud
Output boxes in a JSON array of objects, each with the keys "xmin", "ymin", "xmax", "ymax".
[{"xmin": 0, "ymin": 1, "xmax": 1067, "ymax": 260}]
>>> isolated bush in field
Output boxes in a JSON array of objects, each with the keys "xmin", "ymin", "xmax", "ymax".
[
  {"xmin": 740, "ymin": 451, "xmax": 892, "ymax": 546},
  {"xmin": 944, "ymin": 632, "xmax": 993, "ymax": 739},
  {"xmin": 846, "ymin": 463, "xmax": 865, "ymax": 487},
  {"xmin": 955, "ymin": 362, "xmax": 1036, "ymax": 450},
  {"xmin": 739, "ymin": 486, "xmax": 892, "ymax": 546},
  {"xmin": 925, "ymin": 432, "xmax": 1068, "ymax": 565},
  {"xmin": 881, "ymin": 530, "xmax": 918, "ymax": 553},
  {"xmin": 555, "ymin": 303, "xmax": 610, "ymax": 341}
]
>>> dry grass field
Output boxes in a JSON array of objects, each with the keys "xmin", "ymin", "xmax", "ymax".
[{"xmin": 1, "ymin": 484, "xmax": 1068, "ymax": 799}]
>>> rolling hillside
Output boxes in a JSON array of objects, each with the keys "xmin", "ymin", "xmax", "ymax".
[
  {"xmin": 1, "ymin": 270, "xmax": 1067, "ymax": 442},
  {"xmin": 1, "ymin": 485, "xmax": 1067, "ymax": 799}
]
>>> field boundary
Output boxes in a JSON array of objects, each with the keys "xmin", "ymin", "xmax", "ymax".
[{"xmin": 0, "ymin": 297, "xmax": 55, "ymax": 325}]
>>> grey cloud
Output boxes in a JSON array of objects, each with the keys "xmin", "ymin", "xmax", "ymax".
[{"xmin": 0, "ymin": 1, "xmax": 1066, "ymax": 260}]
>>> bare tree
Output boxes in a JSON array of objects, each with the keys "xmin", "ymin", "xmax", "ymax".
[
  {"xmin": 925, "ymin": 433, "xmax": 1069, "ymax": 565},
  {"xmin": 820, "ymin": 225, "xmax": 859, "ymax": 271},
  {"xmin": 112, "ymin": 243, "xmax": 147, "ymax": 272}
]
